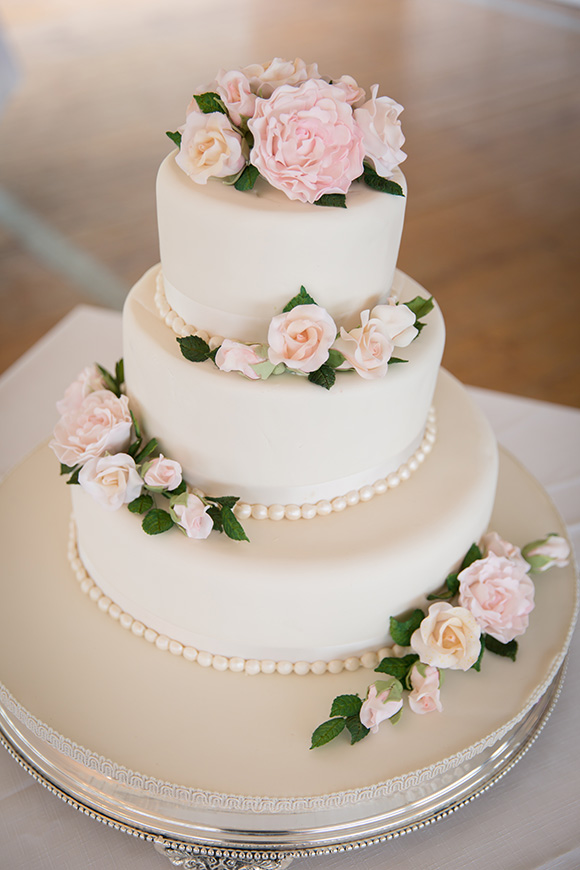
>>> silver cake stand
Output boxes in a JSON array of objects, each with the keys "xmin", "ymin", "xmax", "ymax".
[{"xmin": 0, "ymin": 664, "xmax": 566, "ymax": 869}]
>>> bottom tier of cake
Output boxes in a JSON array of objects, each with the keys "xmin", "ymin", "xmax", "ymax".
[{"xmin": 70, "ymin": 369, "xmax": 498, "ymax": 667}]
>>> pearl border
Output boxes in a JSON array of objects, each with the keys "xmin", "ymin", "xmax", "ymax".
[{"xmin": 68, "ymin": 516, "xmax": 401, "ymax": 677}]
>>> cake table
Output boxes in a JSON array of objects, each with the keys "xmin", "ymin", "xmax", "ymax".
[{"xmin": 1, "ymin": 307, "xmax": 579, "ymax": 870}]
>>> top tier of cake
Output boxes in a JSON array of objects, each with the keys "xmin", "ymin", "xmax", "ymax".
[{"xmin": 157, "ymin": 152, "xmax": 407, "ymax": 343}]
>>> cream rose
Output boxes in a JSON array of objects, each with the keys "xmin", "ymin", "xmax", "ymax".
[
  {"xmin": 215, "ymin": 340, "xmax": 266, "ymax": 380},
  {"xmin": 50, "ymin": 390, "xmax": 132, "ymax": 468},
  {"xmin": 458, "ymin": 553, "xmax": 535, "ymax": 644},
  {"xmin": 176, "ymin": 111, "xmax": 246, "ymax": 184},
  {"xmin": 481, "ymin": 531, "xmax": 530, "ymax": 573},
  {"xmin": 410, "ymin": 602, "xmax": 481, "ymax": 671},
  {"xmin": 370, "ymin": 301, "xmax": 418, "ymax": 348},
  {"xmin": 242, "ymin": 57, "xmax": 321, "ymax": 98},
  {"xmin": 172, "ymin": 493, "xmax": 213, "ymax": 540},
  {"xmin": 408, "ymin": 664, "xmax": 443, "ymax": 715},
  {"xmin": 359, "ymin": 680, "xmax": 403, "ymax": 733},
  {"xmin": 354, "ymin": 84, "xmax": 406, "ymax": 178},
  {"xmin": 267, "ymin": 304, "xmax": 336, "ymax": 373},
  {"xmin": 522, "ymin": 534, "xmax": 571, "ymax": 572},
  {"xmin": 143, "ymin": 455, "xmax": 183, "ymax": 491},
  {"xmin": 56, "ymin": 365, "xmax": 105, "ymax": 416},
  {"xmin": 248, "ymin": 79, "xmax": 364, "ymax": 203},
  {"xmin": 334, "ymin": 310, "xmax": 394, "ymax": 379},
  {"xmin": 78, "ymin": 453, "xmax": 142, "ymax": 511}
]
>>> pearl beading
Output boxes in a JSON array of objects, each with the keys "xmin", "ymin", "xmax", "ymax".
[
  {"xmin": 154, "ymin": 267, "xmax": 438, "ymax": 522},
  {"xmin": 68, "ymin": 517, "xmax": 401, "ymax": 677}
]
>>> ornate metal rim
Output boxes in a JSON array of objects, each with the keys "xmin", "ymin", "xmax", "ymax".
[{"xmin": 0, "ymin": 662, "xmax": 566, "ymax": 868}]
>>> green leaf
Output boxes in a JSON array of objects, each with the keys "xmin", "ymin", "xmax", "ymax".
[
  {"xmin": 130, "ymin": 409, "xmax": 142, "ymax": 441},
  {"xmin": 206, "ymin": 495, "xmax": 239, "ymax": 509},
  {"xmin": 362, "ymin": 163, "xmax": 405, "ymax": 196},
  {"xmin": 234, "ymin": 164, "xmax": 259, "ymax": 191},
  {"xmin": 461, "ymin": 544, "xmax": 483, "ymax": 570},
  {"xmin": 222, "ymin": 506, "xmax": 249, "ymax": 542},
  {"xmin": 308, "ymin": 364, "xmax": 336, "ymax": 390},
  {"xmin": 207, "ymin": 505, "xmax": 224, "ymax": 534},
  {"xmin": 390, "ymin": 609, "xmax": 425, "ymax": 647},
  {"xmin": 250, "ymin": 359, "xmax": 284, "ymax": 380},
  {"xmin": 471, "ymin": 639, "xmax": 485, "ymax": 672},
  {"xmin": 404, "ymin": 296, "xmax": 434, "ymax": 321},
  {"xmin": 60, "ymin": 463, "xmax": 77, "ymax": 476},
  {"xmin": 115, "ymin": 359, "xmax": 125, "ymax": 387},
  {"xmin": 387, "ymin": 357, "xmax": 407, "ymax": 366},
  {"xmin": 390, "ymin": 708, "xmax": 403, "ymax": 725},
  {"xmin": 193, "ymin": 92, "xmax": 227, "ymax": 115},
  {"xmin": 282, "ymin": 286, "xmax": 317, "ymax": 312},
  {"xmin": 310, "ymin": 717, "xmax": 346, "ymax": 749},
  {"xmin": 426, "ymin": 572, "xmax": 459, "ymax": 601},
  {"xmin": 375, "ymin": 653, "xmax": 419, "ymax": 680},
  {"xmin": 330, "ymin": 694, "xmax": 362, "ymax": 718},
  {"xmin": 142, "ymin": 509, "xmax": 174, "ymax": 536},
  {"xmin": 327, "ymin": 348, "xmax": 346, "ymax": 369},
  {"xmin": 66, "ymin": 467, "xmax": 80, "ymax": 485},
  {"xmin": 177, "ymin": 335, "xmax": 212, "ymax": 363},
  {"xmin": 345, "ymin": 715, "xmax": 370, "ymax": 745},
  {"xmin": 97, "ymin": 363, "xmax": 120, "ymax": 396},
  {"xmin": 128, "ymin": 494, "xmax": 154, "ymax": 514},
  {"xmin": 314, "ymin": 193, "xmax": 347, "ymax": 208},
  {"xmin": 166, "ymin": 130, "xmax": 182, "ymax": 148},
  {"xmin": 134, "ymin": 438, "xmax": 158, "ymax": 465},
  {"xmin": 484, "ymin": 634, "xmax": 518, "ymax": 662}
]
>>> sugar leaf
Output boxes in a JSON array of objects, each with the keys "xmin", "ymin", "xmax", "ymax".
[
  {"xmin": 345, "ymin": 715, "xmax": 370, "ymax": 745},
  {"xmin": 134, "ymin": 438, "xmax": 158, "ymax": 465},
  {"xmin": 166, "ymin": 130, "xmax": 182, "ymax": 148},
  {"xmin": 282, "ymin": 286, "xmax": 317, "ymax": 312},
  {"xmin": 362, "ymin": 163, "xmax": 404, "ymax": 196},
  {"xmin": 177, "ymin": 335, "xmax": 212, "ymax": 363},
  {"xmin": 461, "ymin": 543, "xmax": 483, "ymax": 570},
  {"xmin": 194, "ymin": 92, "xmax": 227, "ymax": 115},
  {"xmin": 404, "ymin": 296, "xmax": 434, "ymax": 320},
  {"xmin": 390, "ymin": 609, "xmax": 424, "ymax": 647},
  {"xmin": 308, "ymin": 364, "xmax": 336, "ymax": 390},
  {"xmin": 388, "ymin": 357, "xmax": 407, "ymax": 366},
  {"xmin": 222, "ymin": 506, "xmax": 249, "ymax": 542},
  {"xmin": 330, "ymin": 694, "xmax": 362, "ymax": 718},
  {"xmin": 234, "ymin": 164, "xmax": 259, "ymax": 191},
  {"xmin": 60, "ymin": 463, "xmax": 77, "ymax": 476},
  {"xmin": 142, "ymin": 509, "xmax": 174, "ymax": 536},
  {"xmin": 314, "ymin": 193, "xmax": 347, "ymax": 208},
  {"xmin": 484, "ymin": 634, "xmax": 518, "ymax": 662},
  {"xmin": 471, "ymin": 639, "xmax": 485, "ymax": 672},
  {"xmin": 375, "ymin": 654, "xmax": 419, "ymax": 680},
  {"xmin": 128, "ymin": 494, "xmax": 154, "ymax": 514},
  {"xmin": 310, "ymin": 717, "xmax": 346, "ymax": 749}
]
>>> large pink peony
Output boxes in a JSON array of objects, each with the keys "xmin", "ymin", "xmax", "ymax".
[
  {"xmin": 458, "ymin": 552, "xmax": 535, "ymax": 644},
  {"xmin": 50, "ymin": 390, "xmax": 132, "ymax": 468},
  {"xmin": 248, "ymin": 79, "xmax": 365, "ymax": 203},
  {"xmin": 267, "ymin": 304, "xmax": 336, "ymax": 373}
]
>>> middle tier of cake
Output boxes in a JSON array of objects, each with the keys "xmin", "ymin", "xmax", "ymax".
[
  {"xmin": 123, "ymin": 266, "xmax": 446, "ymax": 508},
  {"xmin": 71, "ymin": 366, "xmax": 498, "ymax": 667}
]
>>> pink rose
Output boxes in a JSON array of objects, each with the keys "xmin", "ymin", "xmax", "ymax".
[
  {"xmin": 143, "ymin": 455, "xmax": 182, "ymax": 491},
  {"xmin": 176, "ymin": 111, "xmax": 246, "ymax": 184},
  {"xmin": 214, "ymin": 68, "xmax": 256, "ymax": 126},
  {"xmin": 50, "ymin": 390, "xmax": 132, "ymax": 468},
  {"xmin": 332, "ymin": 74, "xmax": 366, "ymax": 107},
  {"xmin": 522, "ymin": 534, "xmax": 571, "ymax": 572},
  {"xmin": 171, "ymin": 493, "xmax": 213, "ymax": 540},
  {"xmin": 458, "ymin": 553, "xmax": 535, "ymax": 643},
  {"xmin": 410, "ymin": 602, "xmax": 481, "ymax": 671},
  {"xmin": 359, "ymin": 680, "xmax": 403, "ymax": 733},
  {"xmin": 481, "ymin": 531, "xmax": 530, "ymax": 573},
  {"xmin": 370, "ymin": 301, "xmax": 418, "ymax": 348},
  {"xmin": 408, "ymin": 664, "xmax": 443, "ymax": 715},
  {"xmin": 267, "ymin": 304, "xmax": 337, "ymax": 373},
  {"xmin": 56, "ymin": 365, "xmax": 105, "ymax": 416},
  {"xmin": 215, "ymin": 340, "xmax": 266, "ymax": 380},
  {"xmin": 242, "ymin": 57, "xmax": 321, "ymax": 98},
  {"xmin": 354, "ymin": 84, "xmax": 406, "ymax": 178},
  {"xmin": 248, "ymin": 79, "xmax": 365, "ymax": 203},
  {"xmin": 78, "ymin": 453, "xmax": 142, "ymax": 511},
  {"xmin": 334, "ymin": 310, "xmax": 394, "ymax": 379}
]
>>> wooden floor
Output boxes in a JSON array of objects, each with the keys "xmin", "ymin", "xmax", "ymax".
[{"xmin": 1, "ymin": 0, "xmax": 579, "ymax": 406}]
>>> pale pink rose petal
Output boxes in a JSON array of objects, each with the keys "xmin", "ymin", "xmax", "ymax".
[
  {"xmin": 354, "ymin": 84, "xmax": 406, "ymax": 178},
  {"xmin": 522, "ymin": 535, "xmax": 571, "ymax": 572},
  {"xmin": 248, "ymin": 79, "xmax": 365, "ymax": 203},
  {"xmin": 242, "ymin": 57, "xmax": 321, "ymax": 98},
  {"xmin": 50, "ymin": 390, "xmax": 132, "ymax": 468},
  {"xmin": 481, "ymin": 531, "xmax": 530, "ymax": 573},
  {"xmin": 370, "ymin": 301, "xmax": 418, "ymax": 348},
  {"xmin": 332, "ymin": 74, "xmax": 366, "ymax": 107},
  {"xmin": 267, "ymin": 304, "xmax": 336, "ymax": 373},
  {"xmin": 215, "ymin": 340, "xmax": 265, "ymax": 380},
  {"xmin": 173, "ymin": 494, "xmax": 213, "ymax": 540},
  {"xmin": 143, "ymin": 455, "xmax": 183, "ymax": 491},
  {"xmin": 334, "ymin": 310, "xmax": 394, "ymax": 379},
  {"xmin": 214, "ymin": 68, "xmax": 256, "ymax": 126},
  {"xmin": 408, "ymin": 664, "xmax": 443, "ymax": 715},
  {"xmin": 458, "ymin": 553, "xmax": 535, "ymax": 644},
  {"xmin": 56, "ymin": 365, "xmax": 105, "ymax": 416},
  {"xmin": 359, "ymin": 683, "xmax": 403, "ymax": 733},
  {"xmin": 78, "ymin": 453, "xmax": 142, "ymax": 511}
]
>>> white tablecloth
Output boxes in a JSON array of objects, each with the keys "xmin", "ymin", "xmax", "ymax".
[{"xmin": 1, "ymin": 307, "xmax": 579, "ymax": 870}]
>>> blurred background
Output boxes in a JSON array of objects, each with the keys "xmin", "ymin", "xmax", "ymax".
[{"xmin": 0, "ymin": 0, "xmax": 579, "ymax": 405}]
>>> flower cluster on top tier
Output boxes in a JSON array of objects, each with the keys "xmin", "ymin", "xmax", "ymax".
[
  {"xmin": 167, "ymin": 58, "xmax": 406, "ymax": 205},
  {"xmin": 174, "ymin": 283, "xmax": 433, "ymax": 391},
  {"xmin": 311, "ymin": 530, "xmax": 571, "ymax": 748},
  {"xmin": 50, "ymin": 361, "xmax": 248, "ymax": 543}
]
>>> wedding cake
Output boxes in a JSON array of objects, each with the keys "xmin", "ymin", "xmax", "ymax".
[{"xmin": 50, "ymin": 60, "xmax": 570, "ymax": 740}]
